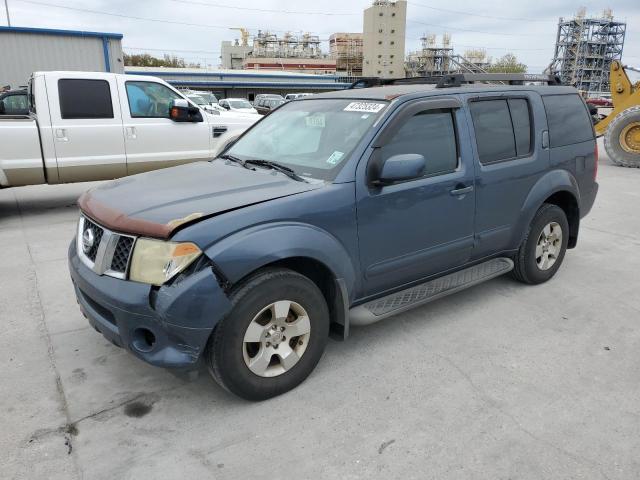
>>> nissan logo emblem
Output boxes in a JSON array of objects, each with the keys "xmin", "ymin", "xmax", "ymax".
[{"xmin": 82, "ymin": 228, "xmax": 95, "ymax": 254}]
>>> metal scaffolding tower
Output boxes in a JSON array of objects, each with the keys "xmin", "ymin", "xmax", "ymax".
[
  {"xmin": 549, "ymin": 8, "xmax": 626, "ymax": 96},
  {"xmin": 406, "ymin": 34, "xmax": 489, "ymax": 77}
]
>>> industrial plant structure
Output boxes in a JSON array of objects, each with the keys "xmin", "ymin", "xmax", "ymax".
[
  {"xmin": 549, "ymin": 8, "xmax": 626, "ymax": 96},
  {"xmin": 329, "ymin": 33, "xmax": 364, "ymax": 77},
  {"xmin": 405, "ymin": 34, "xmax": 489, "ymax": 77}
]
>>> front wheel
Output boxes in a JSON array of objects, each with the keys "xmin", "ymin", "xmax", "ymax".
[
  {"xmin": 512, "ymin": 204, "xmax": 569, "ymax": 285},
  {"xmin": 205, "ymin": 268, "xmax": 330, "ymax": 401}
]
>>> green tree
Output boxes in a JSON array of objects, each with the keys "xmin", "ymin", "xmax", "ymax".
[
  {"xmin": 123, "ymin": 53, "xmax": 200, "ymax": 68},
  {"xmin": 486, "ymin": 53, "xmax": 527, "ymax": 73}
]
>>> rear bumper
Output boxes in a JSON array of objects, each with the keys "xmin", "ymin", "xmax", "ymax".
[
  {"xmin": 581, "ymin": 182, "xmax": 599, "ymax": 218},
  {"xmin": 68, "ymin": 240, "xmax": 232, "ymax": 369}
]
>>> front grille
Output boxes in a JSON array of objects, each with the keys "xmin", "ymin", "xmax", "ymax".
[
  {"xmin": 77, "ymin": 215, "xmax": 137, "ymax": 280},
  {"xmin": 83, "ymin": 218, "xmax": 104, "ymax": 261},
  {"xmin": 110, "ymin": 236, "xmax": 134, "ymax": 273}
]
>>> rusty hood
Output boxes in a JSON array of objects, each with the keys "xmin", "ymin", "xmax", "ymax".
[{"xmin": 78, "ymin": 161, "xmax": 323, "ymax": 239}]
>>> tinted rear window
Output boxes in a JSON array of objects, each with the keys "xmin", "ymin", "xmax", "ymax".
[
  {"xmin": 542, "ymin": 94, "xmax": 593, "ymax": 148},
  {"xmin": 509, "ymin": 98, "xmax": 531, "ymax": 156},
  {"xmin": 469, "ymin": 99, "xmax": 516, "ymax": 163},
  {"xmin": 58, "ymin": 79, "xmax": 113, "ymax": 119}
]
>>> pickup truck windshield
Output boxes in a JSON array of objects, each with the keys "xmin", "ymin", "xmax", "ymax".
[
  {"xmin": 229, "ymin": 100, "xmax": 253, "ymax": 109},
  {"xmin": 226, "ymin": 99, "xmax": 388, "ymax": 181}
]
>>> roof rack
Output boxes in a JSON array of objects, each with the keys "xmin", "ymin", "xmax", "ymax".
[
  {"xmin": 348, "ymin": 76, "xmax": 442, "ymax": 89},
  {"xmin": 437, "ymin": 73, "xmax": 562, "ymax": 88},
  {"xmin": 348, "ymin": 73, "xmax": 562, "ymax": 90}
]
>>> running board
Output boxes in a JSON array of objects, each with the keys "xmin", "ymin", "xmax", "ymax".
[{"xmin": 349, "ymin": 258, "xmax": 514, "ymax": 326}]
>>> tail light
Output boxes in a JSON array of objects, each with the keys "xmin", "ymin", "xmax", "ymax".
[{"xmin": 594, "ymin": 142, "xmax": 599, "ymax": 180}]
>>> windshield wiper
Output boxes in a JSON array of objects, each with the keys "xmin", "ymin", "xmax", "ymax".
[
  {"xmin": 219, "ymin": 154, "xmax": 251, "ymax": 169},
  {"xmin": 244, "ymin": 159, "xmax": 308, "ymax": 183}
]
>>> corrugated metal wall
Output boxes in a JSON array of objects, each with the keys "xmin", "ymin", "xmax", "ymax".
[{"xmin": 0, "ymin": 32, "xmax": 124, "ymax": 88}]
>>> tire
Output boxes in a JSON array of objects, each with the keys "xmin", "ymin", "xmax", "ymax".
[
  {"xmin": 512, "ymin": 204, "xmax": 569, "ymax": 285},
  {"xmin": 205, "ymin": 268, "xmax": 330, "ymax": 401},
  {"xmin": 603, "ymin": 106, "xmax": 640, "ymax": 168}
]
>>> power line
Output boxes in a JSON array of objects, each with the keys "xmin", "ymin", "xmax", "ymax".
[
  {"xmin": 13, "ymin": 0, "xmax": 335, "ymax": 34},
  {"xmin": 124, "ymin": 46, "xmax": 221, "ymax": 54},
  {"xmin": 407, "ymin": 19, "xmax": 541, "ymax": 37},
  {"xmin": 408, "ymin": 1, "xmax": 550, "ymax": 22},
  {"xmin": 167, "ymin": 0, "xmax": 357, "ymax": 16}
]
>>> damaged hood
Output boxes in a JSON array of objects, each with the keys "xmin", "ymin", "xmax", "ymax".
[{"xmin": 79, "ymin": 161, "xmax": 323, "ymax": 239}]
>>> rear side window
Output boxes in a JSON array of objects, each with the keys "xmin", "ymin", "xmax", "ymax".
[
  {"xmin": 58, "ymin": 79, "xmax": 113, "ymax": 119},
  {"xmin": 470, "ymin": 98, "xmax": 532, "ymax": 164},
  {"xmin": 470, "ymin": 100, "xmax": 516, "ymax": 163},
  {"xmin": 542, "ymin": 94, "xmax": 593, "ymax": 148},
  {"xmin": 381, "ymin": 109, "xmax": 458, "ymax": 177}
]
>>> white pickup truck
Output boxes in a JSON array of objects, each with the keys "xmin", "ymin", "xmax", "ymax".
[{"xmin": 0, "ymin": 71, "xmax": 259, "ymax": 188}]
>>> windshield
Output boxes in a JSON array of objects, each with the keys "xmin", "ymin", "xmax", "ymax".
[
  {"xmin": 199, "ymin": 92, "xmax": 217, "ymax": 104},
  {"xmin": 229, "ymin": 99, "xmax": 253, "ymax": 109},
  {"xmin": 226, "ymin": 99, "xmax": 388, "ymax": 181},
  {"xmin": 188, "ymin": 95, "xmax": 207, "ymax": 105}
]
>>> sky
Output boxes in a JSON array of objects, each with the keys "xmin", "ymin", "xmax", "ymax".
[{"xmin": 2, "ymin": 0, "xmax": 640, "ymax": 73}]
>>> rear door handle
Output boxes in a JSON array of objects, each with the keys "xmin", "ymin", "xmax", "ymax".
[
  {"xmin": 450, "ymin": 185, "xmax": 474, "ymax": 196},
  {"xmin": 55, "ymin": 128, "xmax": 68, "ymax": 142}
]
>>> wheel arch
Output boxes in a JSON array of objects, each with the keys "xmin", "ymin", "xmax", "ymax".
[
  {"xmin": 203, "ymin": 222, "xmax": 356, "ymax": 338},
  {"xmin": 516, "ymin": 170, "xmax": 581, "ymax": 249}
]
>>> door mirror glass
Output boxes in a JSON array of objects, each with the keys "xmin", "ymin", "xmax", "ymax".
[
  {"xmin": 377, "ymin": 154, "xmax": 426, "ymax": 185},
  {"xmin": 169, "ymin": 99, "xmax": 203, "ymax": 122}
]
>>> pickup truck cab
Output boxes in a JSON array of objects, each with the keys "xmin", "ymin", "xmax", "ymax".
[
  {"xmin": 69, "ymin": 76, "xmax": 598, "ymax": 400},
  {"xmin": 0, "ymin": 71, "xmax": 257, "ymax": 188}
]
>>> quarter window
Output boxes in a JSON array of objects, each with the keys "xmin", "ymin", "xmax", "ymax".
[
  {"xmin": 470, "ymin": 98, "xmax": 532, "ymax": 164},
  {"xmin": 58, "ymin": 79, "xmax": 113, "ymax": 119},
  {"xmin": 509, "ymin": 98, "xmax": 531, "ymax": 156},
  {"xmin": 542, "ymin": 94, "xmax": 594, "ymax": 147},
  {"xmin": 125, "ymin": 81, "xmax": 181, "ymax": 118},
  {"xmin": 381, "ymin": 109, "xmax": 458, "ymax": 177}
]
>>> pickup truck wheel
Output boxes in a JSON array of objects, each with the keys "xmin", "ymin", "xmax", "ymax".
[
  {"xmin": 604, "ymin": 106, "xmax": 640, "ymax": 168},
  {"xmin": 512, "ymin": 204, "xmax": 569, "ymax": 285},
  {"xmin": 205, "ymin": 268, "xmax": 330, "ymax": 401}
]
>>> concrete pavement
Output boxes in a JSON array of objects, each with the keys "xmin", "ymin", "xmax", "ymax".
[{"xmin": 1, "ymin": 143, "xmax": 639, "ymax": 479}]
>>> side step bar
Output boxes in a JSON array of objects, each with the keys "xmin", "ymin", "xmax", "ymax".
[{"xmin": 349, "ymin": 258, "xmax": 514, "ymax": 326}]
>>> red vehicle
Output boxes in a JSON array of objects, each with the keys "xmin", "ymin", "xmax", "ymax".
[{"xmin": 586, "ymin": 97, "xmax": 613, "ymax": 107}]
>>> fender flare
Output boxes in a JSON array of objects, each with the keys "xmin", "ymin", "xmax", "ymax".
[
  {"xmin": 513, "ymin": 169, "xmax": 580, "ymax": 247},
  {"xmin": 203, "ymin": 221, "xmax": 358, "ymax": 301}
]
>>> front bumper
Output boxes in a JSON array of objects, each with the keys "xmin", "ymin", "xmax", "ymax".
[{"xmin": 68, "ymin": 240, "xmax": 232, "ymax": 369}]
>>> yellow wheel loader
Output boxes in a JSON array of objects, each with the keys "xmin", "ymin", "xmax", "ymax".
[{"xmin": 595, "ymin": 61, "xmax": 640, "ymax": 167}]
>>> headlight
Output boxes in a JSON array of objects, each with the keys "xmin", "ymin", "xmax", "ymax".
[{"xmin": 129, "ymin": 239, "xmax": 202, "ymax": 286}]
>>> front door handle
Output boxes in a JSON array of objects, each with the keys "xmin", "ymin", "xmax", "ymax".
[
  {"xmin": 450, "ymin": 185, "xmax": 474, "ymax": 196},
  {"xmin": 126, "ymin": 126, "xmax": 137, "ymax": 139}
]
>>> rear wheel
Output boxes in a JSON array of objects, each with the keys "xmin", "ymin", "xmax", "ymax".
[
  {"xmin": 604, "ymin": 106, "xmax": 640, "ymax": 168},
  {"xmin": 512, "ymin": 204, "xmax": 569, "ymax": 285},
  {"xmin": 205, "ymin": 268, "xmax": 330, "ymax": 401}
]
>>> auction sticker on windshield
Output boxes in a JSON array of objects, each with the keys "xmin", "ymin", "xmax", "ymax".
[
  {"xmin": 305, "ymin": 114, "xmax": 325, "ymax": 128},
  {"xmin": 344, "ymin": 102, "xmax": 386, "ymax": 113}
]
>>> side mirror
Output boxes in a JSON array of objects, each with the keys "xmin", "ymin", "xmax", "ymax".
[
  {"xmin": 375, "ymin": 154, "xmax": 426, "ymax": 185},
  {"xmin": 169, "ymin": 99, "xmax": 203, "ymax": 122}
]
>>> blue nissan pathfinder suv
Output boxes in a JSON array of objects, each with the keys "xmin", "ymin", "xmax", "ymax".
[{"xmin": 69, "ymin": 74, "xmax": 599, "ymax": 400}]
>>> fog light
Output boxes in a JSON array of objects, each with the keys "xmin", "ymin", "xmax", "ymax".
[{"xmin": 132, "ymin": 328, "xmax": 156, "ymax": 353}]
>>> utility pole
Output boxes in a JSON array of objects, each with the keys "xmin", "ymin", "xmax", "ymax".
[{"xmin": 4, "ymin": 0, "xmax": 10, "ymax": 26}]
